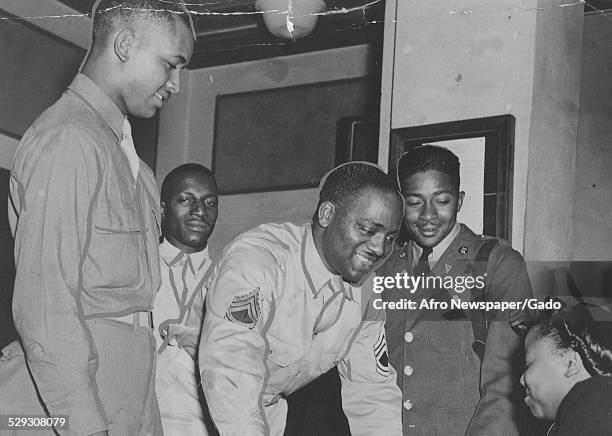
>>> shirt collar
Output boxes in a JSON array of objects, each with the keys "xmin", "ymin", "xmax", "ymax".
[
  {"xmin": 68, "ymin": 73, "xmax": 124, "ymax": 142},
  {"xmin": 411, "ymin": 221, "xmax": 461, "ymax": 267},
  {"xmin": 159, "ymin": 238, "xmax": 210, "ymax": 271},
  {"xmin": 301, "ymin": 224, "xmax": 354, "ymax": 301}
]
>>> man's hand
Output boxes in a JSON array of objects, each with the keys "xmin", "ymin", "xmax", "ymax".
[{"xmin": 159, "ymin": 322, "xmax": 199, "ymax": 360}]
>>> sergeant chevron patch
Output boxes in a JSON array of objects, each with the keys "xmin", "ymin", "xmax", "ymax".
[
  {"xmin": 225, "ymin": 288, "xmax": 261, "ymax": 329},
  {"xmin": 374, "ymin": 330, "xmax": 389, "ymax": 376}
]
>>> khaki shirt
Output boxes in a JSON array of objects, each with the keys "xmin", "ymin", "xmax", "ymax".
[
  {"xmin": 199, "ymin": 222, "xmax": 402, "ymax": 436},
  {"xmin": 154, "ymin": 239, "xmax": 211, "ymax": 366},
  {"xmin": 154, "ymin": 239, "xmax": 210, "ymax": 396},
  {"xmin": 8, "ymin": 74, "xmax": 161, "ymax": 435}
]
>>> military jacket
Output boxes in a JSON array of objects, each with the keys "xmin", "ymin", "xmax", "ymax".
[{"xmin": 379, "ymin": 224, "xmax": 532, "ymax": 436}]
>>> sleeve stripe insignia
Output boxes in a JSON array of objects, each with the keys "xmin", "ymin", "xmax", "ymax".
[
  {"xmin": 374, "ymin": 330, "xmax": 389, "ymax": 376},
  {"xmin": 225, "ymin": 288, "xmax": 261, "ymax": 329}
]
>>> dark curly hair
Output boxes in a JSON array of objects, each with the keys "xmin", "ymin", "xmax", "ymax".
[
  {"xmin": 92, "ymin": 0, "xmax": 193, "ymax": 46},
  {"xmin": 396, "ymin": 145, "xmax": 460, "ymax": 193},
  {"xmin": 532, "ymin": 304, "xmax": 612, "ymax": 377},
  {"xmin": 161, "ymin": 163, "xmax": 214, "ymax": 204},
  {"xmin": 317, "ymin": 162, "xmax": 398, "ymax": 211}
]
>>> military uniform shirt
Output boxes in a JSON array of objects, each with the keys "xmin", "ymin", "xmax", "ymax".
[
  {"xmin": 8, "ymin": 73, "xmax": 162, "ymax": 435},
  {"xmin": 199, "ymin": 222, "xmax": 402, "ymax": 436},
  {"xmin": 154, "ymin": 239, "xmax": 212, "ymax": 434}
]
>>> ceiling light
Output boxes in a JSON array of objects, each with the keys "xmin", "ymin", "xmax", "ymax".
[{"xmin": 255, "ymin": 0, "xmax": 326, "ymax": 39}]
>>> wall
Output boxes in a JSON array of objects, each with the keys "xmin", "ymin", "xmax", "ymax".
[
  {"xmin": 0, "ymin": 133, "xmax": 19, "ymax": 169},
  {"xmin": 379, "ymin": 0, "xmax": 584, "ymax": 260},
  {"xmin": 573, "ymin": 13, "xmax": 612, "ymax": 261},
  {"xmin": 0, "ymin": 8, "xmax": 85, "ymax": 137},
  {"xmin": 157, "ymin": 45, "xmax": 377, "ymax": 258},
  {"xmin": 0, "ymin": 2, "xmax": 88, "ymax": 168},
  {"xmin": 0, "ymin": 0, "xmax": 90, "ymax": 50},
  {"xmin": 523, "ymin": 0, "xmax": 583, "ymax": 261}
]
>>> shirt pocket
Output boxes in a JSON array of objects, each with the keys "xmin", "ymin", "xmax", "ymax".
[
  {"xmin": 86, "ymin": 200, "xmax": 144, "ymax": 291},
  {"xmin": 267, "ymin": 333, "xmax": 303, "ymax": 368},
  {"xmin": 267, "ymin": 333, "xmax": 311, "ymax": 395}
]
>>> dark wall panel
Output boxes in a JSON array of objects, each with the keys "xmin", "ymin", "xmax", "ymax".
[
  {"xmin": 0, "ymin": 168, "xmax": 16, "ymax": 349},
  {"xmin": 0, "ymin": 10, "xmax": 85, "ymax": 137},
  {"xmin": 213, "ymin": 78, "xmax": 379, "ymax": 194}
]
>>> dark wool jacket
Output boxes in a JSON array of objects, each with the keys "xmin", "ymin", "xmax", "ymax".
[
  {"xmin": 379, "ymin": 224, "xmax": 533, "ymax": 436},
  {"xmin": 549, "ymin": 376, "xmax": 612, "ymax": 436}
]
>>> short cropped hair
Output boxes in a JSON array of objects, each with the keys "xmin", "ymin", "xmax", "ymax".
[
  {"xmin": 92, "ymin": 0, "xmax": 193, "ymax": 45},
  {"xmin": 531, "ymin": 303, "xmax": 612, "ymax": 377},
  {"xmin": 161, "ymin": 163, "xmax": 215, "ymax": 204},
  {"xmin": 397, "ymin": 145, "xmax": 460, "ymax": 192},
  {"xmin": 318, "ymin": 162, "xmax": 398, "ymax": 211}
]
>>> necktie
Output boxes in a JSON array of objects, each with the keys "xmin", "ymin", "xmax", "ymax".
[
  {"xmin": 121, "ymin": 118, "xmax": 140, "ymax": 182},
  {"xmin": 413, "ymin": 246, "xmax": 433, "ymax": 276}
]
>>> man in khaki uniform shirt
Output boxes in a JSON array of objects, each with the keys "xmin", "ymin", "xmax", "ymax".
[
  {"xmin": 153, "ymin": 164, "xmax": 218, "ymax": 435},
  {"xmin": 1, "ymin": 1, "xmax": 194, "ymax": 434},
  {"xmin": 199, "ymin": 162, "xmax": 405, "ymax": 436}
]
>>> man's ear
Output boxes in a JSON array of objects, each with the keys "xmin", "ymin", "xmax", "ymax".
[
  {"xmin": 114, "ymin": 28, "xmax": 136, "ymax": 62},
  {"xmin": 457, "ymin": 191, "xmax": 465, "ymax": 213},
  {"xmin": 564, "ymin": 349, "xmax": 586, "ymax": 379},
  {"xmin": 160, "ymin": 200, "xmax": 166, "ymax": 221},
  {"xmin": 317, "ymin": 201, "xmax": 335, "ymax": 229}
]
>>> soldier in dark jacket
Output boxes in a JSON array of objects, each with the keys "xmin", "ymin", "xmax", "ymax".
[{"xmin": 379, "ymin": 145, "xmax": 533, "ymax": 435}]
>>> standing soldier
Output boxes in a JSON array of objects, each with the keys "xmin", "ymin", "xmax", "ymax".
[
  {"xmin": 2, "ymin": 1, "xmax": 194, "ymax": 434},
  {"xmin": 380, "ymin": 145, "xmax": 533, "ymax": 435},
  {"xmin": 154, "ymin": 164, "xmax": 218, "ymax": 435}
]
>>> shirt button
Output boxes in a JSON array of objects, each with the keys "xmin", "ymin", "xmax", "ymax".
[
  {"xmin": 403, "ymin": 399, "xmax": 414, "ymax": 410},
  {"xmin": 403, "ymin": 365, "xmax": 414, "ymax": 376},
  {"xmin": 404, "ymin": 332, "xmax": 414, "ymax": 343}
]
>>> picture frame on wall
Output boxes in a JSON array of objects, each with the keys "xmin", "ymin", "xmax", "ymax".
[
  {"xmin": 389, "ymin": 114, "xmax": 515, "ymax": 241},
  {"xmin": 211, "ymin": 78, "xmax": 378, "ymax": 195}
]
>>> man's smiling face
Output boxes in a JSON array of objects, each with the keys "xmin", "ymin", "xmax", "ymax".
[
  {"xmin": 162, "ymin": 172, "xmax": 218, "ymax": 253},
  {"xmin": 400, "ymin": 169, "xmax": 464, "ymax": 249},
  {"xmin": 319, "ymin": 186, "xmax": 403, "ymax": 284}
]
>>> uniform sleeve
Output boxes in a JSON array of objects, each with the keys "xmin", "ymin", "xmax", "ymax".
[
  {"xmin": 338, "ymin": 293, "xmax": 403, "ymax": 436},
  {"xmin": 198, "ymin": 244, "xmax": 280, "ymax": 436},
  {"xmin": 9, "ymin": 126, "xmax": 107, "ymax": 435},
  {"xmin": 466, "ymin": 246, "xmax": 533, "ymax": 436}
]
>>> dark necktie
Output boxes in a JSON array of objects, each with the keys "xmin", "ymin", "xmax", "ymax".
[{"xmin": 413, "ymin": 246, "xmax": 433, "ymax": 276}]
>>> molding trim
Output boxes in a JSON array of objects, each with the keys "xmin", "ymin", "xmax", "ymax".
[{"xmin": 1, "ymin": 0, "xmax": 90, "ymax": 49}]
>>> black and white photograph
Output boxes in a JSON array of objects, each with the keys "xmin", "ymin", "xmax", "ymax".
[{"xmin": 0, "ymin": 1, "xmax": 611, "ymax": 435}]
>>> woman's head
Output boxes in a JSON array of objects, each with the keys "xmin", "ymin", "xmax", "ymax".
[{"xmin": 520, "ymin": 304, "xmax": 612, "ymax": 421}]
